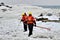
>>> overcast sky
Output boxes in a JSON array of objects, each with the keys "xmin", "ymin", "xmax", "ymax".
[{"xmin": 0, "ymin": 0, "xmax": 60, "ymax": 5}]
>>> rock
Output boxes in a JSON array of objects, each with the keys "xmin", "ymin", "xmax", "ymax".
[{"xmin": 1, "ymin": 9, "xmax": 7, "ymax": 12}]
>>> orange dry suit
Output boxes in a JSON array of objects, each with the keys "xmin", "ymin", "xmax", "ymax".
[
  {"xmin": 27, "ymin": 16, "xmax": 36, "ymax": 25},
  {"xmin": 21, "ymin": 15, "xmax": 27, "ymax": 23},
  {"xmin": 27, "ymin": 15, "xmax": 36, "ymax": 37},
  {"xmin": 21, "ymin": 14, "xmax": 27, "ymax": 31}
]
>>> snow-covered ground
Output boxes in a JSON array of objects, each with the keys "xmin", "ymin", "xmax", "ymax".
[{"xmin": 0, "ymin": 5, "xmax": 60, "ymax": 40}]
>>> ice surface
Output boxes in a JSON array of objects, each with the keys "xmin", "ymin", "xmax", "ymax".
[{"xmin": 0, "ymin": 5, "xmax": 60, "ymax": 40}]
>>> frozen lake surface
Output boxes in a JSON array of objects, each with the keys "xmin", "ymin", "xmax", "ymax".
[
  {"xmin": 0, "ymin": 18, "xmax": 60, "ymax": 40},
  {"xmin": 0, "ymin": 5, "xmax": 60, "ymax": 40}
]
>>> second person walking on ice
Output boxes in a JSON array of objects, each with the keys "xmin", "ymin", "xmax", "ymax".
[{"xmin": 21, "ymin": 13, "xmax": 27, "ymax": 32}]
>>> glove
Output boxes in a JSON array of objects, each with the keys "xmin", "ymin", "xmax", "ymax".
[
  {"xmin": 21, "ymin": 19, "xmax": 24, "ymax": 21},
  {"xmin": 33, "ymin": 21, "xmax": 36, "ymax": 26},
  {"xmin": 34, "ymin": 24, "xmax": 36, "ymax": 26},
  {"xmin": 33, "ymin": 23, "xmax": 36, "ymax": 26}
]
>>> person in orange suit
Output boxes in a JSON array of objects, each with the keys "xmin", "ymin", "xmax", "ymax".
[
  {"xmin": 21, "ymin": 13, "xmax": 27, "ymax": 32},
  {"xmin": 27, "ymin": 12, "xmax": 36, "ymax": 37}
]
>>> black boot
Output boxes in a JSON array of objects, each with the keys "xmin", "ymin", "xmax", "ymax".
[{"xmin": 28, "ymin": 33, "xmax": 32, "ymax": 37}]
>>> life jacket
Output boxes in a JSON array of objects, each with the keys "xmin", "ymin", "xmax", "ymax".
[
  {"xmin": 21, "ymin": 15, "xmax": 27, "ymax": 23},
  {"xmin": 27, "ymin": 16, "xmax": 35, "ymax": 24}
]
